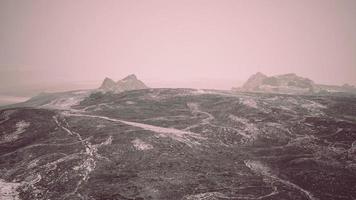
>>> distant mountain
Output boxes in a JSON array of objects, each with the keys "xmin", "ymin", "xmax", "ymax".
[
  {"xmin": 1, "ymin": 74, "xmax": 149, "ymax": 109},
  {"xmin": 100, "ymin": 77, "xmax": 117, "ymax": 91},
  {"xmin": 242, "ymin": 72, "xmax": 268, "ymax": 91},
  {"xmin": 99, "ymin": 74, "xmax": 149, "ymax": 93},
  {"xmin": 237, "ymin": 72, "xmax": 356, "ymax": 95}
]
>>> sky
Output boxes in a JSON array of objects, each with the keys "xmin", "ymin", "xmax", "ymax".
[{"xmin": 0, "ymin": 0, "xmax": 355, "ymax": 95}]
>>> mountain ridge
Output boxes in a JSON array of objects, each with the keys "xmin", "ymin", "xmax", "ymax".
[
  {"xmin": 237, "ymin": 72, "xmax": 356, "ymax": 95},
  {"xmin": 99, "ymin": 74, "xmax": 149, "ymax": 93}
]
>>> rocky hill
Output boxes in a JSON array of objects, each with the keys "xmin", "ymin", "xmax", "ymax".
[
  {"xmin": 99, "ymin": 74, "xmax": 148, "ymax": 93},
  {"xmin": 238, "ymin": 72, "xmax": 356, "ymax": 95}
]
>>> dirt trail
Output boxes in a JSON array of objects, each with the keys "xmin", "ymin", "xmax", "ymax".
[
  {"xmin": 244, "ymin": 160, "xmax": 318, "ymax": 200},
  {"xmin": 184, "ymin": 102, "xmax": 214, "ymax": 131},
  {"xmin": 53, "ymin": 115, "xmax": 112, "ymax": 199},
  {"xmin": 65, "ymin": 112, "xmax": 206, "ymax": 147}
]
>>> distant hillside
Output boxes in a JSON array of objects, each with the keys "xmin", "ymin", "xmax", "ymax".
[
  {"xmin": 236, "ymin": 72, "xmax": 356, "ymax": 95},
  {"xmin": 1, "ymin": 75, "xmax": 148, "ymax": 109}
]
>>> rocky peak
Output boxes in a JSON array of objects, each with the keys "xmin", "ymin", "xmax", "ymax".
[
  {"xmin": 99, "ymin": 77, "xmax": 116, "ymax": 90},
  {"xmin": 122, "ymin": 74, "xmax": 138, "ymax": 81},
  {"xmin": 103, "ymin": 77, "xmax": 115, "ymax": 83},
  {"xmin": 98, "ymin": 74, "xmax": 148, "ymax": 93},
  {"xmin": 242, "ymin": 72, "xmax": 268, "ymax": 90},
  {"xmin": 255, "ymin": 72, "xmax": 267, "ymax": 77},
  {"xmin": 240, "ymin": 72, "xmax": 317, "ymax": 94}
]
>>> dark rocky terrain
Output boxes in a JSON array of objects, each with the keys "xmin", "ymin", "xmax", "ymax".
[{"xmin": 1, "ymin": 88, "xmax": 356, "ymax": 200}]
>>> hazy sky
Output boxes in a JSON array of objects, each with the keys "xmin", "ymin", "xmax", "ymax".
[{"xmin": 1, "ymin": 0, "xmax": 355, "ymax": 94}]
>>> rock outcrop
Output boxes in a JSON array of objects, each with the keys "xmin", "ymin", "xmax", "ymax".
[
  {"xmin": 240, "ymin": 73, "xmax": 314, "ymax": 94},
  {"xmin": 99, "ymin": 74, "xmax": 149, "ymax": 93}
]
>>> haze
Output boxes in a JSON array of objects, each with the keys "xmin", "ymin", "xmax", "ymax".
[{"xmin": 1, "ymin": 0, "xmax": 356, "ymax": 96}]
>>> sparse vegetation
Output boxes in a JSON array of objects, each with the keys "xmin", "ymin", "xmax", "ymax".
[{"xmin": 1, "ymin": 89, "xmax": 356, "ymax": 200}]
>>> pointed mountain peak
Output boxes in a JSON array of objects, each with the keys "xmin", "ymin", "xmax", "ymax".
[
  {"xmin": 103, "ymin": 77, "xmax": 115, "ymax": 83},
  {"xmin": 98, "ymin": 74, "xmax": 148, "ymax": 93},
  {"xmin": 242, "ymin": 72, "xmax": 268, "ymax": 90},
  {"xmin": 99, "ymin": 77, "xmax": 116, "ymax": 90},
  {"xmin": 116, "ymin": 74, "xmax": 148, "ymax": 91},
  {"xmin": 122, "ymin": 74, "xmax": 137, "ymax": 81}
]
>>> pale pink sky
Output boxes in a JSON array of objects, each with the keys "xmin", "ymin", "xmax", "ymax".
[{"xmin": 0, "ymin": 0, "xmax": 355, "ymax": 93}]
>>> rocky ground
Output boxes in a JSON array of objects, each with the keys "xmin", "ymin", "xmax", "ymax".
[{"xmin": 1, "ymin": 88, "xmax": 356, "ymax": 200}]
